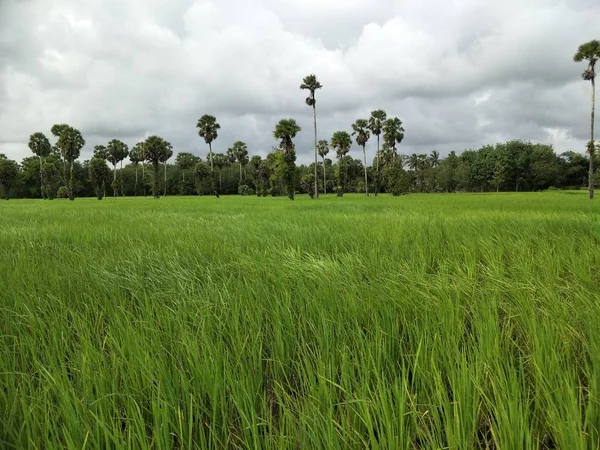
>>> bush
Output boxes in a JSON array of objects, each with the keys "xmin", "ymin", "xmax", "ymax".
[
  {"xmin": 238, "ymin": 184, "xmax": 254, "ymax": 196},
  {"xmin": 56, "ymin": 186, "xmax": 68, "ymax": 198}
]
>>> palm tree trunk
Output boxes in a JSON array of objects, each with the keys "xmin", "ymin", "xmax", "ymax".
[
  {"xmin": 142, "ymin": 163, "xmax": 146, "ymax": 197},
  {"xmin": 209, "ymin": 142, "xmax": 214, "ymax": 172},
  {"xmin": 39, "ymin": 156, "xmax": 44, "ymax": 199},
  {"xmin": 135, "ymin": 165, "xmax": 138, "ymax": 196},
  {"xmin": 313, "ymin": 103, "xmax": 319, "ymax": 199},
  {"xmin": 362, "ymin": 145, "xmax": 369, "ymax": 196},
  {"xmin": 164, "ymin": 162, "xmax": 167, "ymax": 196},
  {"xmin": 153, "ymin": 162, "xmax": 160, "ymax": 199},
  {"xmin": 113, "ymin": 164, "xmax": 117, "ymax": 196},
  {"xmin": 120, "ymin": 160, "xmax": 124, "ymax": 196},
  {"xmin": 322, "ymin": 157, "xmax": 326, "ymax": 195},
  {"xmin": 589, "ymin": 77, "xmax": 595, "ymax": 200},
  {"xmin": 69, "ymin": 160, "xmax": 75, "ymax": 201},
  {"xmin": 239, "ymin": 161, "xmax": 242, "ymax": 184},
  {"xmin": 375, "ymin": 135, "xmax": 380, "ymax": 197}
]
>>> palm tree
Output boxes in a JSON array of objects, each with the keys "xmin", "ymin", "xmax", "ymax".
[
  {"xmin": 141, "ymin": 135, "xmax": 171, "ymax": 199},
  {"xmin": 175, "ymin": 152, "xmax": 197, "ymax": 195},
  {"xmin": 368, "ymin": 110, "xmax": 387, "ymax": 196},
  {"xmin": 317, "ymin": 140, "xmax": 329, "ymax": 194},
  {"xmin": 429, "ymin": 150, "xmax": 440, "ymax": 168},
  {"xmin": 51, "ymin": 124, "xmax": 85, "ymax": 201},
  {"xmin": 352, "ymin": 119, "xmax": 371, "ymax": 196},
  {"xmin": 213, "ymin": 153, "xmax": 228, "ymax": 192},
  {"xmin": 382, "ymin": 117, "xmax": 405, "ymax": 159},
  {"xmin": 107, "ymin": 139, "xmax": 129, "ymax": 196},
  {"xmin": 330, "ymin": 131, "xmax": 352, "ymax": 197},
  {"xmin": 230, "ymin": 141, "xmax": 249, "ymax": 184},
  {"xmin": 93, "ymin": 145, "xmax": 109, "ymax": 160},
  {"xmin": 88, "ymin": 158, "xmax": 111, "ymax": 200},
  {"xmin": 300, "ymin": 74, "xmax": 323, "ymax": 200},
  {"xmin": 28, "ymin": 132, "xmax": 52, "ymax": 199},
  {"xmin": 161, "ymin": 144, "xmax": 173, "ymax": 196},
  {"xmin": 273, "ymin": 119, "xmax": 301, "ymax": 200},
  {"xmin": 196, "ymin": 115, "xmax": 220, "ymax": 171},
  {"xmin": 574, "ymin": 40, "xmax": 600, "ymax": 199},
  {"xmin": 129, "ymin": 143, "xmax": 144, "ymax": 196}
]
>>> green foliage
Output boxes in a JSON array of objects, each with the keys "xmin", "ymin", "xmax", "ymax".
[
  {"xmin": 300, "ymin": 74, "xmax": 322, "ymax": 106},
  {"xmin": 237, "ymin": 184, "xmax": 254, "ymax": 196},
  {"xmin": 368, "ymin": 110, "xmax": 387, "ymax": 137},
  {"xmin": 382, "ymin": 117, "xmax": 405, "ymax": 156},
  {"xmin": 88, "ymin": 158, "xmax": 111, "ymax": 200},
  {"xmin": 51, "ymin": 124, "xmax": 85, "ymax": 200},
  {"xmin": 274, "ymin": 119, "xmax": 301, "ymax": 200},
  {"xmin": 331, "ymin": 131, "xmax": 352, "ymax": 196},
  {"xmin": 56, "ymin": 185, "xmax": 68, "ymax": 198},
  {"xmin": 28, "ymin": 132, "xmax": 52, "ymax": 159},
  {"xmin": 0, "ymin": 157, "xmax": 19, "ymax": 199},
  {"xmin": 93, "ymin": 145, "xmax": 109, "ymax": 160},
  {"xmin": 142, "ymin": 136, "xmax": 172, "ymax": 199}
]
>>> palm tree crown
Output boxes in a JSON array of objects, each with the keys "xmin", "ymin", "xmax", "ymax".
[
  {"xmin": 352, "ymin": 119, "xmax": 370, "ymax": 147},
  {"xmin": 574, "ymin": 40, "xmax": 600, "ymax": 80},
  {"xmin": 317, "ymin": 140, "xmax": 329, "ymax": 159},
  {"xmin": 273, "ymin": 119, "xmax": 301, "ymax": 152},
  {"xmin": 331, "ymin": 131, "xmax": 352, "ymax": 158},
  {"xmin": 28, "ymin": 132, "xmax": 52, "ymax": 159},
  {"xmin": 300, "ymin": 74, "xmax": 323, "ymax": 106},
  {"xmin": 196, "ymin": 115, "xmax": 221, "ymax": 144},
  {"xmin": 383, "ymin": 117, "xmax": 405, "ymax": 153},
  {"xmin": 368, "ymin": 110, "xmax": 387, "ymax": 137}
]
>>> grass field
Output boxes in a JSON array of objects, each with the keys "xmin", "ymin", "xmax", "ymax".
[{"xmin": 1, "ymin": 192, "xmax": 600, "ymax": 449}]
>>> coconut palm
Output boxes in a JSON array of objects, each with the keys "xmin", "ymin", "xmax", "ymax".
[
  {"xmin": 141, "ymin": 135, "xmax": 171, "ymax": 199},
  {"xmin": 574, "ymin": 40, "xmax": 600, "ymax": 199},
  {"xmin": 28, "ymin": 132, "xmax": 52, "ymax": 199},
  {"xmin": 273, "ymin": 119, "xmax": 301, "ymax": 200},
  {"xmin": 382, "ymin": 117, "xmax": 405, "ymax": 159},
  {"xmin": 368, "ymin": 110, "xmax": 387, "ymax": 196},
  {"xmin": 317, "ymin": 140, "xmax": 329, "ymax": 194},
  {"xmin": 107, "ymin": 139, "xmax": 129, "ymax": 196},
  {"xmin": 196, "ymin": 115, "xmax": 220, "ymax": 172},
  {"xmin": 352, "ymin": 119, "xmax": 371, "ymax": 196},
  {"xmin": 301, "ymin": 74, "xmax": 323, "ymax": 200},
  {"xmin": 429, "ymin": 150, "xmax": 440, "ymax": 168},
  {"xmin": 330, "ymin": 131, "xmax": 352, "ymax": 197}
]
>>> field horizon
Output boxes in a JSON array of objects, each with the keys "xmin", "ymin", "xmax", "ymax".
[{"xmin": 2, "ymin": 191, "xmax": 599, "ymax": 449}]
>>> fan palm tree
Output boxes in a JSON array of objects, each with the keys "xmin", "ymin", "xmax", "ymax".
[
  {"xmin": 213, "ymin": 153, "xmax": 228, "ymax": 192},
  {"xmin": 161, "ymin": 144, "xmax": 173, "ymax": 196},
  {"xmin": 368, "ymin": 110, "xmax": 387, "ymax": 196},
  {"xmin": 88, "ymin": 158, "xmax": 111, "ymax": 200},
  {"xmin": 352, "ymin": 119, "xmax": 371, "ymax": 196},
  {"xmin": 574, "ymin": 40, "xmax": 600, "ymax": 199},
  {"xmin": 107, "ymin": 139, "xmax": 129, "ymax": 196},
  {"xmin": 229, "ymin": 141, "xmax": 249, "ymax": 183},
  {"xmin": 317, "ymin": 140, "xmax": 329, "ymax": 194},
  {"xmin": 129, "ymin": 143, "xmax": 144, "ymax": 196},
  {"xmin": 141, "ymin": 135, "xmax": 171, "ymax": 199},
  {"xmin": 382, "ymin": 117, "xmax": 405, "ymax": 159},
  {"xmin": 273, "ymin": 119, "xmax": 301, "ymax": 200},
  {"xmin": 330, "ymin": 131, "xmax": 352, "ymax": 197},
  {"xmin": 51, "ymin": 124, "xmax": 85, "ymax": 201},
  {"xmin": 28, "ymin": 132, "xmax": 52, "ymax": 199},
  {"xmin": 301, "ymin": 74, "xmax": 323, "ymax": 200},
  {"xmin": 196, "ymin": 115, "xmax": 220, "ymax": 172}
]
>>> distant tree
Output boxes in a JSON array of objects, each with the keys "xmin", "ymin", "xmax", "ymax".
[
  {"xmin": 273, "ymin": 119, "xmax": 301, "ymax": 200},
  {"xmin": 40, "ymin": 156, "xmax": 60, "ymax": 199},
  {"xmin": 0, "ymin": 157, "xmax": 18, "ymax": 200},
  {"xmin": 196, "ymin": 115, "xmax": 220, "ymax": 197},
  {"xmin": 212, "ymin": 153, "xmax": 229, "ymax": 193},
  {"xmin": 93, "ymin": 145, "xmax": 109, "ymax": 160},
  {"xmin": 51, "ymin": 124, "xmax": 85, "ymax": 201},
  {"xmin": 28, "ymin": 132, "xmax": 52, "ymax": 199},
  {"xmin": 142, "ymin": 135, "xmax": 171, "ymax": 199},
  {"xmin": 368, "ymin": 110, "xmax": 387, "ymax": 196},
  {"xmin": 175, "ymin": 152, "xmax": 198, "ymax": 195},
  {"xmin": 382, "ymin": 117, "xmax": 405, "ymax": 160},
  {"xmin": 574, "ymin": 40, "xmax": 600, "ymax": 199},
  {"xmin": 300, "ymin": 74, "xmax": 323, "ymax": 199},
  {"xmin": 194, "ymin": 160, "xmax": 211, "ymax": 195},
  {"xmin": 331, "ymin": 131, "xmax": 352, "ymax": 196},
  {"xmin": 129, "ymin": 142, "xmax": 144, "ymax": 196},
  {"xmin": 317, "ymin": 140, "xmax": 329, "ymax": 195},
  {"xmin": 229, "ymin": 141, "xmax": 249, "ymax": 184},
  {"xmin": 352, "ymin": 119, "xmax": 371, "ymax": 196},
  {"xmin": 106, "ymin": 139, "xmax": 129, "ymax": 196},
  {"xmin": 429, "ymin": 150, "xmax": 440, "ymax": 168},
  {"xmin": 88, "ymin": 158, "xmax": 111, "ymax": 200}
]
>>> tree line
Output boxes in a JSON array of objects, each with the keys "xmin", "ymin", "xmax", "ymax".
[{"xmin": 1, "ymin": 38, "xmax": 598, "ymax": 201}]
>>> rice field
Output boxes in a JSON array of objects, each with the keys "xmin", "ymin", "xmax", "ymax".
[{"xmin": 1, "ymin": 192, "xmax": 599, "ymax": 449}]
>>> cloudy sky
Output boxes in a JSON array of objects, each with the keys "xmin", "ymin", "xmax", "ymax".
[{"xmin": 0, "ymin": 0, "xmax": 598, "ymax": 165}]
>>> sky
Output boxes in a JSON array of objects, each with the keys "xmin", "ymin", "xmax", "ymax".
[{"xmin": 0, "ymin": 0, "xmax": 598, "ymax": 165}]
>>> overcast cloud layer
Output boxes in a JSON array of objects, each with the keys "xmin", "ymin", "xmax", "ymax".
[{"xmin": 1, "ymin": 0, "xmax": 598, "ymax": 164}]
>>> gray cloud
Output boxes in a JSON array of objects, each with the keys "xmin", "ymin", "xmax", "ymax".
[{"xmin": 0, "ymin": 0, "xmax": 598, "ymax": 165}]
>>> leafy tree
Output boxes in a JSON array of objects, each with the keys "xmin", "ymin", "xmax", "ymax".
[
  {"xmin": 41, "ymin": 155, "xmax": 61, "ymax": 199},
  {"xmin": 229, "ymin": 141, "xmax": 249, "ymax": 184},
  {"xmin": 317, "ymin": 140, "xmax": 329, "ymax": 195},
  {"xmin": 574, "ymin": 40, "xmax": 600, "ymax": 199},
  {"xmin": 93, "ymin": 145, "xmax": 109, "ymax": 160},
  {"xmin": 88, "ymin": 158, "xmax": 111, "ymax": 200},
  {"xmin": 382, "ymin": 117, "xmax": 405, "ymax": 159},
  {"xmin": 352, "ymin": 119, "xmax": 371, "ymax": 196},
  {"xmin": 175, "ymin": 152, "xmax": 198, "ymax": 195},
  {"xmin": 51, "ymin": 124, "xmax": 85, "ymax": 201},
  {"xmin": 129, "ymin": 143, "xmax": 144, "ymax": 196},
  {"xmin": 368, "ymin": 110, "xmax": 387, "ymax": 195},
  {"xmin": 28, "ymin": 132, "xmax": 52, "ymax": 199},
  {"xmin": 194, "ymin": 160, "xmax": 211, "ymax": 195},
  {"xmin": 273, "ymin": 119, "xmax": 301, "ymax": 200},
  {"xmin": 331, "ymin": 131, "xmax": 352, "ymax": 196},
  {"xmin": 107, "ymin": 139, "xmax": 129, "ymax": 196},
  {"xmin": 300, "ymin": 74, "xmax": 323, "ymax": 199},
  {"xmin": 160, "ymin": 144, "xmax": 173, "ymax": 196},
  {"xmin": 0, "ymin": 157, "xmax": 18, "ymax": 200},
  {"xmin": 212, "ymin": 153, "xmax": 229, "ymax": 193},
  {"xmin": 142, "ymin": 135, "xmax": 171, "ymax": 199}
]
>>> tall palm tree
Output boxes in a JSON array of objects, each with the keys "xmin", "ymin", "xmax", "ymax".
[
  {"xmin": 330, "ymin": 131, "xmax": 352, "ymax": 197},
  {"xmin": 213, "ymin": 153, "xmax": 228, "ymax": 193},
  {"xmin": 129, "ymin": 143, "xmax": 144, "ymax": 196},
  {"xmin": 273, "ymin": 119, "xmax": 301, "ymax": 200},
  {"xmin": 141, "ymin": 135, "xmax": 171, "ymax": 199},
  {"xmin": 574, "ymin": 40, "xmax": 600, "ymax": 200},
  {"xmin": 352, "ymin": 119, "xmax": 371, "ymax": 196},
  {"xmin": 317, "ymin": 139, "xmax": 329, "ymax": 194},
  {"xmin": 161, "ymin": 144, "xmax": 173, "ymax": 196},
  {"xmin": 229, "ymin": 141, "xmax": 249, "ymax": 184},
  {"xmin": 382, "ymin": 117, "xmax": 405, "ymax": 159},
  {"xmin": 28, "ymin": 132, "xmax": 52, "ymax": 199},
  {"xmin": 107, "ymin": 139, "xmax": 129, "ymax": 196},
  {"xmin": 196, "ymin": 115, "xmax": 221, "ymax": 197},
  {"xmin": 368, "ymin": 110, "xmax": 387, "ymax": 196},
  {"xmin": 429, "ymin": 150, "xmax": 440, "ymax": 168},
  {"xmin": 51, "ymin": 124, "xmax": 85, "ymax": 201},
  {"xmin": 301, "ymin": 74, "xmax": 323, "ymax": 200}
]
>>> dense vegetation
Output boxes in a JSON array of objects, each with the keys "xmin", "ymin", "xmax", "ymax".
[{"xmin": 1, "ymin": 193, "xmax": 599, "ymax": 448}]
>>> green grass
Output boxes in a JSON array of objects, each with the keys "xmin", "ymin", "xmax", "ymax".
[{"xmin": 1, "ymin": 192, "xmax": 600, "ymax": 449}]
